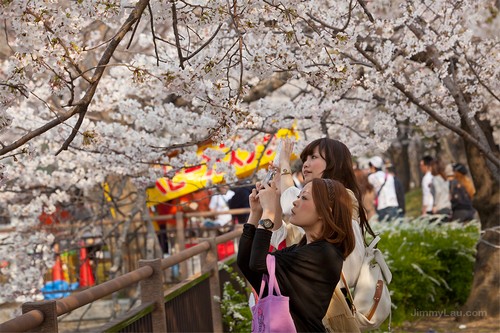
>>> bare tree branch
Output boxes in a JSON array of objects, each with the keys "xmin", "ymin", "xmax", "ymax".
[
  {"xmin": 171, "ymin": 0, "xmax": 185, "ymax": 69},
  {"xmin": 357, "ymin": 0, "xmax": 375, "ymax": 23},
  {"xmin": 147, "ymin": 3, "xmax": 160, "ymax": 66},
  {"xmin": 464, "ymin": 54, "xmax": 500, "ymax": 103}
]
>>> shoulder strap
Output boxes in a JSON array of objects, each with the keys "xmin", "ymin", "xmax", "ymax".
[
  {"xmin": 376, "ymin": 173, "xmax": 388, "ymax": 197},
  {"xmin": 266, "ymin": 254, "xmax": 282, "ymax": 296},
  {"xmin": 341, "ymin": 271, "xmax": 356, "ymax": 314},
  {"xmin": 368, "ymin": 236, "xmax": 381, "ymax": 251}
]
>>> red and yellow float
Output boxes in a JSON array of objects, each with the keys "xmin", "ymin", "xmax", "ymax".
[{"xmin": 147, "ymin": 129, "xmax": 297, "ymax": 206}]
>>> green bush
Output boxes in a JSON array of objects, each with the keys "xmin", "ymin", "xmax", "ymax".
[
  {"xmin": 218, "ymin": 264, "xmax": 252, "ymax": 332},
  {"xmin": 372, "ymin": 217, "xmax": 480, "ymax": 326},
  {"xmin": 221, "ymin": 218, "xmax": 479, "ymax": 331},
  {"xmin": 404, "ymin": 187, "xmax": 423, "ymax": 218}
]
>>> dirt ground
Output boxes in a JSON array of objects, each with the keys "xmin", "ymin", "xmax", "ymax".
[{"xmin": 399, "ymin": 316, "xmax": 500, "ymax": 333}]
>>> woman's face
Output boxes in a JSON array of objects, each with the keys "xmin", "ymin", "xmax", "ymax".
[
  {"xmin": 302, "ymin": 146, "xmax": 327, "ymax": 183},
  {"xmin": 289, "ymin": 182, "xmax": 321, "ymax": 230}
]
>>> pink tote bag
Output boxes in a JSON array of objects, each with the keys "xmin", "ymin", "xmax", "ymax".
[{"xmin": 251, "ymin": 254, "xmax": 297, "ymax": 333}]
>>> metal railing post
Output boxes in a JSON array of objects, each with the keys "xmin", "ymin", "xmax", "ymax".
[
  {"xmin": 200, "ymin": 237, "xmax": 223, "ymax": 332},
  {"xmin": 175, "ymin": 211, "xmax": 187, "ymax": 280},
  {"xmin": 21, "ymin": 300, "xmax": 57, "ymax": 332},
  {"xmin": 139, "ymin": 259, "xmax": 167, "ymax": 333}
]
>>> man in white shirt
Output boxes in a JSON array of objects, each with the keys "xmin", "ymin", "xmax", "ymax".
[
  {"xmin": 419, "ymin": 155, "xmax": 434, "ymax": 216},
  {"xmin": 207, "ymin": 185, "xmax": 235, "ymax": 226},
  {"xmin": 367, "ymin": 156, "xmax": 401, "ymax": 221}
]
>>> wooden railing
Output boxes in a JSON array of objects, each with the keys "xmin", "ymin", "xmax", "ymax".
[{"xmin": 0, "ymin": 216, "xmax": 246, "ymax": 333}]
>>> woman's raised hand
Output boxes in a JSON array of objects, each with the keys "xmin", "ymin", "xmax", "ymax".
[
  {"xmin": 249, "ymin": 188, "xmax": 263, "ymax": 215},
  {"xmin": 279, "ymin": 138, "xmax": 294, "ymax": 171},
  {"xmin": 258, "ymin": 181, "xmax": 279, "ymax": 221}
]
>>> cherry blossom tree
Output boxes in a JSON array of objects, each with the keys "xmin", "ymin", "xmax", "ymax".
[{"xmin": 0, "ymin": 0, "xmax": 498, "ymax": 318}]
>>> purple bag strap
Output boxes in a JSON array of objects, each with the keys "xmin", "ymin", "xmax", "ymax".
[{"xmin": 258, "ymin": 254, "xmax": 282, "ymax": 300}]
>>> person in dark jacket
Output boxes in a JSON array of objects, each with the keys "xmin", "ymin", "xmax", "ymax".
[{"xmin": 237, "ymin": 178, "xmax": 355, "ymax": 332}]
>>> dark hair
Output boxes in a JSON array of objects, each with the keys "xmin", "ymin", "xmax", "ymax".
[
  {"xmin": 300, "ymin": 138, "xmax": 375, "ymax": 240},
  {"xmin": 421, "ymin": 155, "xmax": 434, "ymax": 166},
  {"xmin": 430, "ymin": 159, "xmax": 446, "ymax": 179},
  {"xmin": 311, "ymin": 178, "xmax": 355, "ymax": 259},
  {"xmin": 291, "ymin": 159, "xmax": 303, "ymax": 174},
  {"xmin": 453, "ymin": 163, "xmax": 468, "ymax": 175}
]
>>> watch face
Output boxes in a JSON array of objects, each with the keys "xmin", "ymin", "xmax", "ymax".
[{"xmin": 260, "ymin": 219, "xmax": 274, "ymax": 229}]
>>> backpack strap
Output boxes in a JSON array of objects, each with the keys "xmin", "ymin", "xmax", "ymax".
[
  {"xmin": 340, "ymin": 271, "xmax": 356, "ymax": 314},
  {"xmin": 368, "ymin": 236, "xmax": 381, "ymax": 251},
  {"xmin": 367, "ymin": 236, "xmax": 392, "ymax": 284}
]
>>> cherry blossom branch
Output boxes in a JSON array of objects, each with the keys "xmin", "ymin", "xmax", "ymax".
[
  {"xmin": 393, "ymin": 80, "xmax": 500, "ymax": 169},
  {"xmin": 357, "ymin": 0, "xmax": 374, "ymax": 23},
  {"xmin": 463, "ymin": 55, "xmax": 500, "ymax": 103},
  {"xmin": 226, "ymin": 0, "xmax": 244, "ymax": 102},
  {"xmin": 355, "ymin": 41, "xmax": 500, "ymax": 168},
  {"xmin": 0, "ymin": 82, "xmax": 28, "ymax": 98},
  {"xmin": 147, "ymin": 3, "xmax": 160, "ymax": 66},
  {"xmin": 183, "ymin": 24, "xmax": 223, "ymax": 62},
  {"xmin": 25, "ymin": 8, "xmax": 92, "ymax": 83},
  {"xmin": 0, "ymin": 0, "xmax": 151, "ymax": 157},
  {"xmin": 306, "ymin": 0, "xmax": 354, "ymax": 33},
  {"xmin": 171, "ymin": 0, "xmax": 185, "ymax": 69},
  {"xmin": 126, "ymin": 9, "xmax": 143, "ymax": 49},
  {"xmin": 406, "ymin": 22, "xmax": 499, "ymax": 168}
]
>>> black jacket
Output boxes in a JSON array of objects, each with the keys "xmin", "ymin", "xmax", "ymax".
[{"xmin": 237, "ymin": 224, "xmax": 343, "ymax": 332}]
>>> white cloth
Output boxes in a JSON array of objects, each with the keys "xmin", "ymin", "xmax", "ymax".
[
  {"xmin": 422, "ymin": 171, "xmax": 434, "ymax": 212},
  {"xmin": 431, "ymin": 176, "xmax": 451, "ymax": 211},
  {"xmin": 273, "ymin": 186, "xmax": 364, "ymax": 288},
  {"xmin": 367, "ymin": 171, "xmax": 399, "ymax": 210},
  {"xmin": 208, "ymin": 190, "xmax": 235, "ymax": 226}
]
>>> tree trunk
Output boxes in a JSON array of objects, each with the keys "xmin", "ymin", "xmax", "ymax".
[
  {"xmin": 461, "ymin": 130, "xmax": 500, "ymax": 320},
  {"xmin": 388, "ymin": 121, "xmax": 411, "ymax": 192}
]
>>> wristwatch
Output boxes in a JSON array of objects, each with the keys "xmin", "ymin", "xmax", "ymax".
[
  {"xmin": 258, "ymin": 218, "xmax": 274, "ymax": 230},
  {"xmin": 280, "ymin": 168, "xmax": 292, "ymax": 176}
]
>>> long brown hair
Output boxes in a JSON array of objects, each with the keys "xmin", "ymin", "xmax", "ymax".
[
  {"xmin": 300, "ymin": 138, "xmax": 376, "ymax": 240},
  {"xmin": 311, "ymin": 178, "xmax": 355, "ymax": 259}
]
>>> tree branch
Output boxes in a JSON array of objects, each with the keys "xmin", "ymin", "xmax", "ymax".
[
  {"xmin": 392, "ymin": 80, "xmax": 500, "ymax": 168},
  {"xmin": 0, "ymin": 0, "xmax": 151, "ymax": 157},
  {"xmin": 147, "ymin": 3, "xmax": 160, "ymax": 66},
  {"xmin": 171, "ymin": 0, "xmax": 185, "ymax": 69}
]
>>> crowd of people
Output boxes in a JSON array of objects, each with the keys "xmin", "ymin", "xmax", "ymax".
[{"xmin": 420, "ymin": 155, "xmax": 476, "ymax": 222}]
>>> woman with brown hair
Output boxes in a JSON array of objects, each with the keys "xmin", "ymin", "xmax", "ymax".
[
  {"xmin": 237, "ymin": 178, "xmax": 355, "ymax": 332},
  {"xmin": 271, "ymin": 138, "xmax": 375, "ymax": 287}
]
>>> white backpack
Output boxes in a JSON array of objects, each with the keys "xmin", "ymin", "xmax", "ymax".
[{"xmin": 342, "ymin": 236, "xmax": 392, "ymax": 331}]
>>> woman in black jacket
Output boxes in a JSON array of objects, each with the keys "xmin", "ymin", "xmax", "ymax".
[{"xmin": 237, "ymin": 178, "xmax": 355, "ymax": 332}]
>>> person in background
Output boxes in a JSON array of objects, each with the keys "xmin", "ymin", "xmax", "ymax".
[
  {"xmin": 429, "ymin": 159, "xmax": 452, "ymax": 222},
  {"xmin": 354, "ymin": 167, "xmax": 376, "ymax": 220},
  {"xmin": 228, "ymin": 180, "xmax": 254, "ymax": 224},
  {"xmin": 153, "ymin": 196, "xmax": 190, "ymax": 255},
  {"xmin": 204, "ymin": 184, "xmax": 235, "ymax": 228},
  {"xmin": 445, "ymin": 163, "xmax": 476, "ymax": 222},
  {"xmin": 237, "ymin": 178, "xmax": 355, "ymax": 332},
  {"xmin": 386, "ymin": 163, "xmax": 406, "ymax": 217},
  {"xmin": 367, "ymin": 156, "xmax": 400, "ymax": 221},
  {"xmin": 453, "ymin": 163, "xmax": 476, "ymax": 199},
  {"xmin": 291, "ymin": 159, "xmax": 305, "ymax": 189},
  {"xmin": 420, "ymin": 155, "xmax": 434, "ymax": 216}
]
